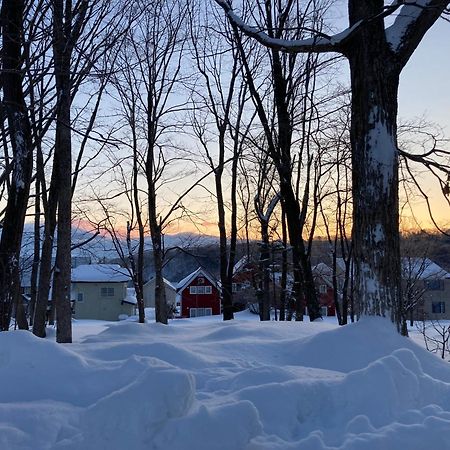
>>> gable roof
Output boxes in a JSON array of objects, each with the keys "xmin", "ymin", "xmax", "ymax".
[
  {"xmin": 334, "ymin": 257, "xmax": 449, "ymax": 280},
  {"xmin": 402, "ymin": 258, "xmax": 450, "ymax": 280},
  {"xmin": 71, "ymin": 264, "xmax": 130, "ymax": 283},
  {"xmin": 143, "ymin": 276, "xmax": 176, "ymax": 291},
  {"xmin": 233, "ymin": 256, "xmax": 249, "ymax": 274},
  {"xmin": 176, "ymin": 267, "xmax": 218, "ymax": 291}
]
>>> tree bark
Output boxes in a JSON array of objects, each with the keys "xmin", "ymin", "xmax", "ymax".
[
  {"xmin": 346, "ymin": 3, "xmax": 402, "ymax": 329},
  {"xmin": 258, "ymin": 221, "xmax": 271, "ymax": 321},
  {"xmin": 0, "ymin": 0, "xmax": 33, "ymax": 331}
]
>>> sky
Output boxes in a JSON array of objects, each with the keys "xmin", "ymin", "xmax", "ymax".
[
  {"xmin": 398, "ymin": 16, "xmax": 450, "ymax": 231},
  {"xmin": 174, "ymin": 8, "xmax": 450, "ymax": 236}
]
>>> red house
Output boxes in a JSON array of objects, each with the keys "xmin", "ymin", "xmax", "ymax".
[
  {"xmin": 312, "ymin": 263, "xmax": 336, "ymax": 316},
  {"xmin": 176, "ymin": 268, "xmax": 221, "ymax": 318}
]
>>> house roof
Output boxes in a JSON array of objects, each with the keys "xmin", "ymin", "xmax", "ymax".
[
  {"xmin": 123, "ymin": 287, "xmax": 137, "ymax": 305},
  {"xmin": 143, "ymin": 276, "xmax": 176, "ymax": 290},
  {"xmin": 312, "ymin": 262, "xmax": 333, "ymax": 277},
  {"xmin": 233, "ymin": 256, "xmax": 249, "ymax": 274},
  {"xmin": 312, "ymin": 263, "xmax": 334, "ymax": 288},
  {"xmin": 176, "ymin": 267, "xmax": 218, "ymax": 291},
  {"xmin": 335, "ymin": 257, "xmax": 449, "ymax": 280},
  {"xmin": 402, "ymin": 258, "xmax": 450, "ymax": 280},
  {"xmin": 71, "ymin": 264, "xmax": 130, "ymax": 283}
]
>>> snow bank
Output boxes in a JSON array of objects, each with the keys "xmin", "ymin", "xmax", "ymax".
[{"xmin": 2, "ymin": 316, "xmax": 450, "ymax": 449}]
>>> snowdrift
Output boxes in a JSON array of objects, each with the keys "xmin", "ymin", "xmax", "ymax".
[{"xmin": 1, "ymin": 316, "xmax": 450, "ymax": 449}]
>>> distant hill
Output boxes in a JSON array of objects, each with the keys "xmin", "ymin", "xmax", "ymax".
[{"xmin": 19, "ymin": 223, "xmax": 450, "ymax": 285}]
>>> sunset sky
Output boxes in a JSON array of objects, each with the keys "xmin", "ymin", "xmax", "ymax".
[
  {"xmin": 74, "ymin": 9, "xmax": 449, "ymax": 239},
  {"xmin": 398, "ymin": 16, "xmax": 450, "ymax": 231}
]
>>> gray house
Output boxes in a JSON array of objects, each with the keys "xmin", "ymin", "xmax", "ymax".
[
  {"xmin": 71, "ymin": 264, "xmax": 134, "ymax": 321},
  {"xmin": 403, "ymin": 258, "xmax": 450, "ymax": 320},
  {"xmin": 142, "ymin": 277, "xmax": 177, "ymax": 310}
]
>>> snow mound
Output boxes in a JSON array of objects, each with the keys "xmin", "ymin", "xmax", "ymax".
[{"xmin": 2, "ymin": 317, "xmax": 450, "ymax": 449}]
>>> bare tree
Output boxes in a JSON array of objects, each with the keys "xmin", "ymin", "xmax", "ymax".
[
  {"xmin": 227, "ymin": 1, "xmax": 328, "ymax": 321},
  {"xmin": 0, "ymin": 0, "xmax": 34, "ymax": 331},
  {"xmin": 111, "ymin": 0, "xmax": 189, "ymax": 324},
  {"xmin": 418, "ymin": 319, "xmax": 450, "ymax": 360},
  {"xmin": 216, "ymin": 0, "xmax": 449, "ymax": 330},
  {"xmin": 189, "ymin": 5, "xmax": 255, "ymax": 320},
  {"xmin": 33, "ymin": 0, "xmax": 127, "ymax": 339}
]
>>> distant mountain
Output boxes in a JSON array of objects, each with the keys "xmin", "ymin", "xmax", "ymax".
[{"xmin": 19, "ymin": 223, "xmax": 219, "ymax": 264}]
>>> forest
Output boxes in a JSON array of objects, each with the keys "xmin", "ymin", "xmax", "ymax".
[{"xmin": 0, "ymin": 0, "xmax": 449, "ymax": 343}]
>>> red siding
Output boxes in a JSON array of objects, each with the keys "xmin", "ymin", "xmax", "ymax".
[
  {"xmin": 180, "ymin": 275, "xmax": 221, "ymax": 318},
  {"xmin": 318, "ymin": 288, "xmax": 336, "ymax": 316}
]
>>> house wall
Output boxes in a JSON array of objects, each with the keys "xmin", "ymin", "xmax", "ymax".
[
  {"xmin": 232, "ymin": 268, "xmax": 257, "ymax": 308},
  {"xmin": 180, "ymin": 275, "xmax": 220, "ymax": 318},
  {"xmin": 418, "ymin": 279, "xmax": 450, "ymax": 320},
  {"xmin": 317, "ymin": 286, "xmax": 336, "ymax": 316},
  {"xmin": 72, "ymin": 282, "xmax": 133, "ymax": 321},
  {"xmin": 143, "ymin": 279, "xmax": 177, "ymax": 308}
]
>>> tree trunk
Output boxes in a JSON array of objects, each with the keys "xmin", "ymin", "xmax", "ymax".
[
  {"xmin": 29, "ymin": 180, "xmax": 41, "ymax": 326},
  {"xmin": 280, "ymin": 180, "xmax": 321, "ymax": 321},
  {"xmin": 152, "ymin": 228, "xmax": 168, "ymax": 324},
  {"xmin": 32, "ymin": 189, "xmax": 57, "ymax": 337},
  {"xmin": 0, "ymin": 0, "xmax": 33, "ymax": 331},
  {"xmin": 347, "ymin": 8, "xmax": 401, "ymax": 329},
  {"xmin": 52, "ymin": 0, "xmax": 73, "ymax": 343},
  {"xmin": 127, "ymin": 221, "xmax": 145, "ymax": 323},
  {"xmin": 258, "ymin": 221, "xmax": 271, "ymax": 321},
  {"xmin": 216, "ymin": 171, "xmax": 234, "ymax": 321},
  {"xmin": 279, "ymin": 207, "xmax": 287, "ymax": 321}
]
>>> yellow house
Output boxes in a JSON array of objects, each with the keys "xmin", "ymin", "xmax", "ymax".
[{"xmin": 71, "ymin": 264, "xmax": 134, "ymax": 321}]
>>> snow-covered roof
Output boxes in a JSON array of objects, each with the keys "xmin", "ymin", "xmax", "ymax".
[
  {"xmin": 334, "ymin": 257, "xmax": 449, "ymax": 281},
  {"xmin": 176, "ymin": 267, "xmax": 217, "ymax": 291},
  {"xmin": 233, "ymin": 256, "xmax": 249, "ymax": 275},
  {"xmin": 402, "ymin": 258, "xmax": 450, "ymax": 280},
  {"xmin": 144, "ymin": 276, "xmax": 176, "ymax": 290},
  {"xmin": 124, "ymin": 288, "xmax": 137, "ymax": 305},
  {"xmin": 312, "ymin": 263, "xmax": 334, "ymax": 288},
  {"xmin": 312, "ymin": 263, "xmax": 333, "ymax": 277},
  {"xmin": 71, "ymin": 264, "xmax": 130, "ymax": 283}
]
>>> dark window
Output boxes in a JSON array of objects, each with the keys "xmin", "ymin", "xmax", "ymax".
[
  {"xmin": 101, "ymin": 287, "xmax": 114, "ymax": 297},
  {"xmin": 432, "ymin": 301, "xmax": 446, "ymax": 314}
]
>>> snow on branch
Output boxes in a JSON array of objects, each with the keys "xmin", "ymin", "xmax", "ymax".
[
  {"xmin": 254, "ymin": 192, "xmax": 280, "ymax": 223},
  {"xmin": 213, "ymin": 0, "xmax": 357, "ymax": 54},
  {"xmin": 385, "ymin": 0, "xmax": 449, "ymax": 54}
]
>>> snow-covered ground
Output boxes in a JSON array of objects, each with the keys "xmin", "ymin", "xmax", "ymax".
[{"xmin": 1, "ymin": 312, "xmax": 450, "ymax": 449}]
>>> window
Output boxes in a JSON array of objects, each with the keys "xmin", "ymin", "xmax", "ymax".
[
  {"xmin": 190, "ymin": 307, "xmax": 212, "ymax": 317},
  {"xmin": 425, "ymin": 280, "xmax": 444, "ymax": 291},
  {"xmin": 101, "ymin": 287, "xmax": 114, "ymax": 297},
  {"xmin": 319, "ymin": 284, "xmax": 327, "ymax": 294},
  {"xmin": 189, "ymin": 285, "xmax": 212, "ymax": 295},
  {"xmin": 432, "ymin": 301, "xmax": 446, "ymax": 314},
  {"xmin": 77, "ymin": 292, "xmax": 84, "ymax": 302}
]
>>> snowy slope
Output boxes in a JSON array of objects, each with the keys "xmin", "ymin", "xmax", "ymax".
[{"xmin": 1, "ymin": 314, "xmax": 450, "ymax": 449}]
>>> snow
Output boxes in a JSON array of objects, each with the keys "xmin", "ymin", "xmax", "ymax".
[
  {"xmin": 366, "ymin": 107, "xmax": 396, "ymax": 192},
  {"xmin": 175, "ymin": 267, "xmax": 217, "ymax": 290},
  {"xmin": 71, "ymin": 264, "xmax": 130, "ymax": 283},
  {"xmin": 214, "ymin": 0, "xmax": 361, "ymax": 53},
  {"xmin": 402, "ymin": 258, "xmax": 450, "ymax": 279},
  {"xmin": 385, "ymin": 0, "xmax": 435, "ymax": 53},
  {"xmin": 2, "ymin": 314, "xmax": 450, "ymax": 449}
]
